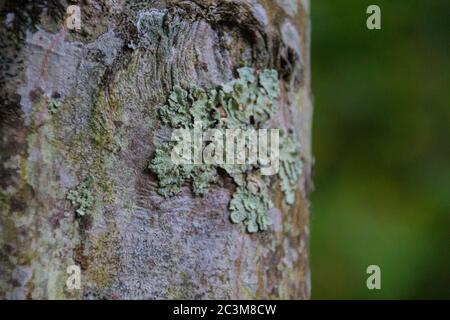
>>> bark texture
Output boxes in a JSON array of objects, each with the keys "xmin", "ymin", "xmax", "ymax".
[{"xmin": 0, "ymin": 0, "xmax": 312, "ymax": 299}]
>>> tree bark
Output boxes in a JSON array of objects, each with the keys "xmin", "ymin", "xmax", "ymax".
[{"xmin": 0, "ymin": 0, "xmax": 312, "ymax": 299}]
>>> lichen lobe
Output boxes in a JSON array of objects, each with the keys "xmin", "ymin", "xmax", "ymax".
[{"xmin": 150, "ymin": 67, "xmax": 302, "ymax": 233}]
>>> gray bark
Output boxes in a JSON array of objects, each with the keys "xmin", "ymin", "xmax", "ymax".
[{"xmin": 0, "ymin": 0, "xmax": 312, "ymax": 299}]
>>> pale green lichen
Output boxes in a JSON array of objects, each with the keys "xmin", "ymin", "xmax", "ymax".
[
  {"xmin": 190, "ymin": 165, "xmax": 218, "ymax": 196},
  {"xmin": 149, "ymin": 142, "xmax": 218, "ymax": 197},
  {"xmin": 66, "ymin": 176, "xmax": 95, "ymax": 216},
  {"xmin": 259, "ymin": 69, "xmax": 280, "ymax": 99},
  {"xmin": 229, "ymin": 173, "xmax": 273, "ymax": 232},
  {"xmin": 158, "ymin": 85, "xmax": 219, "ymax": 129},
  {"xmin": 218, "ymin": 67, "xmax": 278, "ymax": 129},
  {"xmin": 48, "ymin": 99, "xmax": 61, "ymax": 114},
  {"xmin": 150, "ymin": 67, "xmax": 302, "ymax": 232},
  {"xmin": 278, "ymin": 130, "xmax": 303, "ymax": 205}
]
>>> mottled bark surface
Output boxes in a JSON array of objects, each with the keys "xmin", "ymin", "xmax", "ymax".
[{"xmin": 0, "ymin": 0, "xmax": 312, "ymax": 299}]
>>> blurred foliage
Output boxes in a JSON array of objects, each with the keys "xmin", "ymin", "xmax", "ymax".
[{"xmin": 310, "ymin": 0, "xmax": 450, "ymax": 299}]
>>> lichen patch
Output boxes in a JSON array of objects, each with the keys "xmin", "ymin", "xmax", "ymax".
[{"xmin": 150, "ymin": 67, "xmax": 302, "ymax": 232}]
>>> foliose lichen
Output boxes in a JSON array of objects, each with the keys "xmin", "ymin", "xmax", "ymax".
[
  {"xmin": 229, "ymin": 173, "xmax": 273, "ymax": 232},
  {"xmin": 149, "ymin": 67, "xmax": 302, "ymax": 232},
  {"xmin": 149, "ymin": 141, "xmax": 218, "ymax": 197},
  {"xmin": 278, "ymin": 130, "xmax": 303, "ymax": 205},
  {"xmin": 47, "ymin": 98, "xmax": 61, "ymax": 114},
  {"xmin": 66, "ymin": 176, "xmax": 95, "ymax": 216}
]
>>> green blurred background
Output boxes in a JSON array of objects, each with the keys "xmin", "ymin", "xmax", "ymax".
[{"xmin": 310, "ymin": 0, "xmax": 449, "ymax": 299}]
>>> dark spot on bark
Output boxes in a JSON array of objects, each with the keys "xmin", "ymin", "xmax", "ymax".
[
  {"xmin": 0, "ymin": 93, "xmax": 23, "ymax": 126},
  {"xmin": 279, "ymin": 45, "xmax": 303, "ymax": 87},
  {"xmin": 0, "ymin": 0, "xmax": 65, "ymax": 41},
  {"xmin": 29, "ymin": 87, "xmax": 44, "ymax": 103},
  {"xmin": 78, "ymin": 213, "xmax": 93, "ymax": 232},
  {"xmin": 73, "ymin": 244, "xmax": 89, "ymax": 271},
  {"xmin": 2, "ymin": 244, "xmax": 16, "ymax": 256},
  {"xmin": 51, "ymin": 91, "xmax": 61, "ymax": 99},
  {"xmin": 9, "ymin": 196, "xmax": 27, "ymax": 213}
]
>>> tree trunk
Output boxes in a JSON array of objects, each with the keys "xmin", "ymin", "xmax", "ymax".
[{"xmin": 0, "ymin": 0, "xmax": 312, "ymax": 299}]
